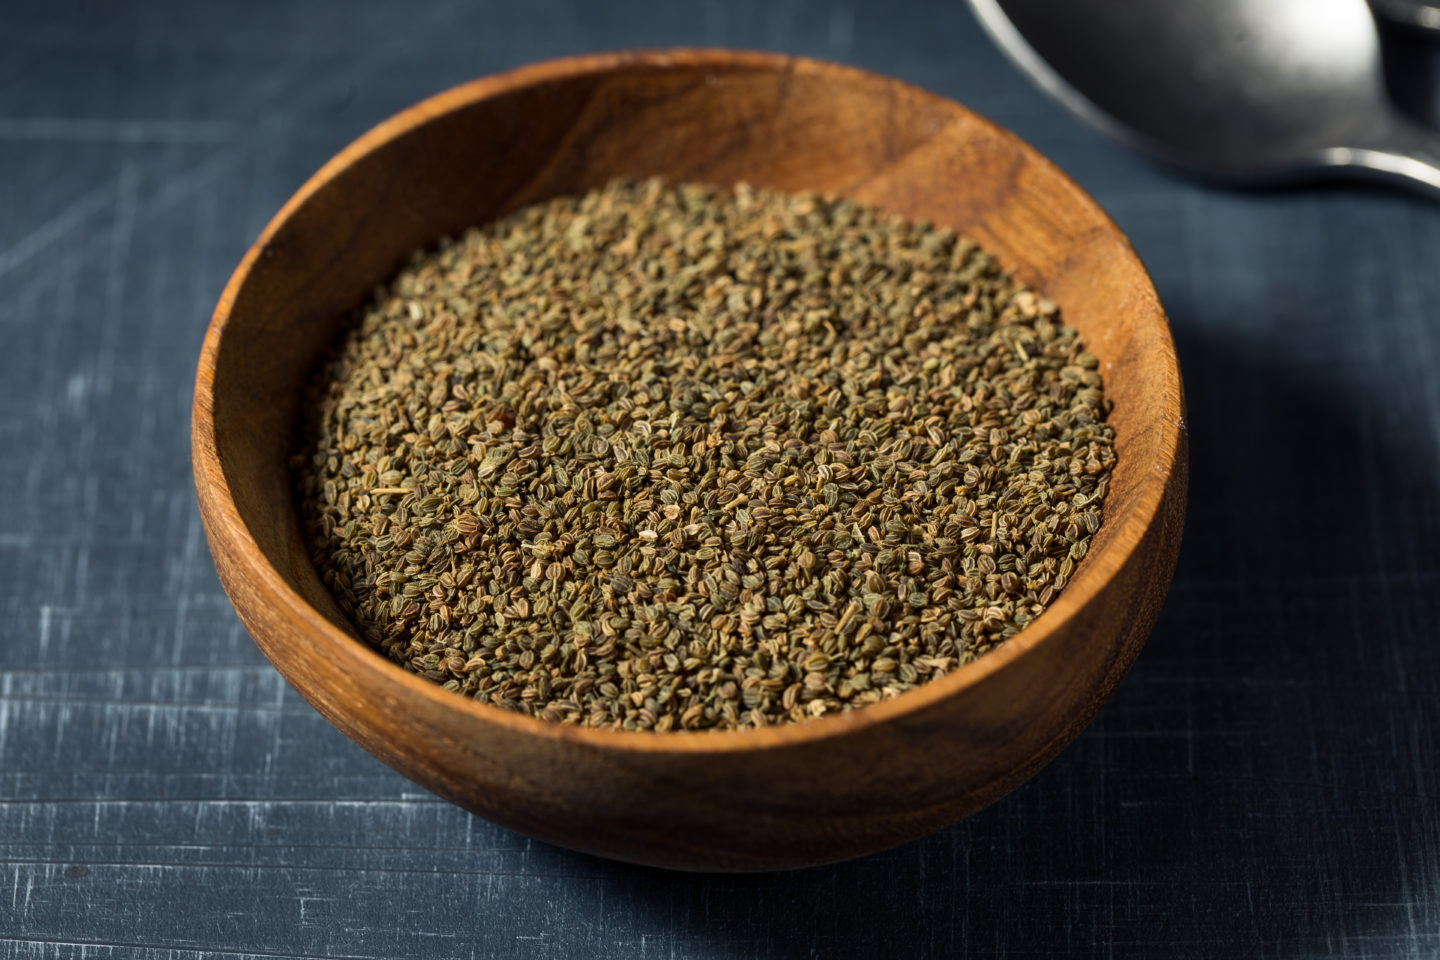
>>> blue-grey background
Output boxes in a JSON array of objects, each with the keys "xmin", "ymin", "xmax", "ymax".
[{"xmin": 3, "ymin": 1, "xmax": 1439, "ymax": 957}]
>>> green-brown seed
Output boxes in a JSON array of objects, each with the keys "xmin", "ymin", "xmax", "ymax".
[{"xmin": 295, "ymin": 177, "xmax": 1116, "ymax": 732}]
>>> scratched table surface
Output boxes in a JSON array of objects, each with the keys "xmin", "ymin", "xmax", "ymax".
[{"xmin": 3, "ymin": 0, "xmax": 1440, "ymax": 957}]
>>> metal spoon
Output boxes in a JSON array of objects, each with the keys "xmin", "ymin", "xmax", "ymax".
[
  {"xmin": 1372, "ymin": 0, "xmax": 1440, "ymax": 32},
  {"xmin": 968, "ymin": 0, "xmax": 1440, "ymax": 196}
]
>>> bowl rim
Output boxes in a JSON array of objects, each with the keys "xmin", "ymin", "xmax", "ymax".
[{"xmin": 192, "ymin": 47, "xmax": 1184, "ymax": 757}]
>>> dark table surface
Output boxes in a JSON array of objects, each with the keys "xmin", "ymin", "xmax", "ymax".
[{"xmin": 4, "ymin": 1, "xmax": 1440, "ymax": 957}]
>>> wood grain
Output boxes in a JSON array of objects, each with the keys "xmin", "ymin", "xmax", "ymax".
[{"xmin": 191, "ymin": 49, "xmax": 1186, "ymax": 871}]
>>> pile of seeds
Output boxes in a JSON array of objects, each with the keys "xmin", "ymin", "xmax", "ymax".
[{"xmin": 295, "ymin": 177, "xmax": 1116, "ymax": 732}]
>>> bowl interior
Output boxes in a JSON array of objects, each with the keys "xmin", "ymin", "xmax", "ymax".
[{"xmin": 205, "ymin": 52, "xmax": 1177, "ymax": 727}]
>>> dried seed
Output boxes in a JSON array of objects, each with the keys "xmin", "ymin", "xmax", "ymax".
[{"xmin": 297, "ymin": 177, "xmax": 1115, "ymax": 733}]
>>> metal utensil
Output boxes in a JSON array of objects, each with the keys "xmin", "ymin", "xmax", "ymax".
[
  {"xmin": 1371, "ymin": 0, "xmax": 1440, "ymax": 130},
  {"xmin": 1372, "ymin": 0, "xmax": 1440, "ymax": 32},
  {"xmin": 969, "ymin": 0, "xmax": 1440, "ymax": 196}
]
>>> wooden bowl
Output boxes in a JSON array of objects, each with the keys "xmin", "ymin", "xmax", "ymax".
[{"xmin": 192, "ymin": 50, "xmax": 1186, "ymax": 872}]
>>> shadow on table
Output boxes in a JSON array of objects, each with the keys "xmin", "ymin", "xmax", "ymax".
[{"xmin": 515, "ymin": 316, "xmax": 1440, "ymax": 958}]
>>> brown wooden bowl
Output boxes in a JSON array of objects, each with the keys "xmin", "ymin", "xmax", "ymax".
[{"xmin": 192, "ymin": 49, "xmax": 1186, "ymax": 872}]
